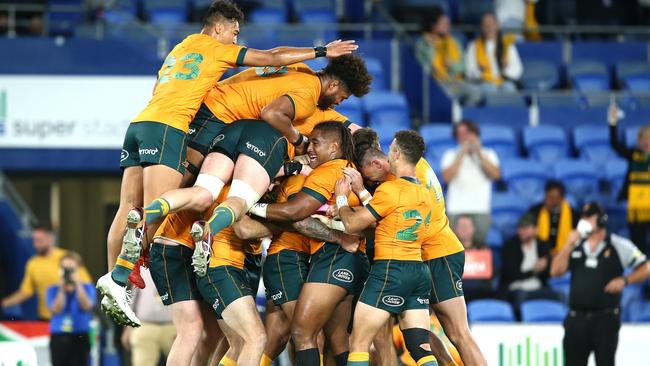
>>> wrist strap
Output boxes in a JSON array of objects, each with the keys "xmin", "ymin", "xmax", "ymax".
[
  {"xmin": 291, "ymin": 134, "xmax": 307, "ymax": 147},
  {"xmin": 314, "ymin": 46, "xmax": 327, "ymax": 58},
  {"xmin": 336, "ymin": 195, "xmax": 349, "ymax": 210},
  {"xmin": 283, "ymin": 161, "xmax": 303, "ymax": 176}
]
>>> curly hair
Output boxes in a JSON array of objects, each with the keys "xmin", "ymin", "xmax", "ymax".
[
  {"xmin": 352, "ymin": 128, "xmax": 383, "ymax": 167},
  {"xmin": 313, "ymin": 121, "xmax": 356, "ymax": 166},
  {"xmin": 394, "ymin": 130, "xmax": 424, "ymax": 165},
  {"xmin": 203, "ymin": 0, "xmax": 244, "ymax": 27},
  {"xmin": 323, "ymin": 55, "xmax": 373, "ymax": 97}
]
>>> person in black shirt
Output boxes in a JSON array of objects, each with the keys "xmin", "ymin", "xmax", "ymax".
[{"xmin": 551, "ymin": 202, "xmax": 650, "ymax": 366}]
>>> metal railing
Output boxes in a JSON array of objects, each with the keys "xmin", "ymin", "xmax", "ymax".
[{"xmin": 0, "ymin": 171, "xmax": 38, "ymax": 236}]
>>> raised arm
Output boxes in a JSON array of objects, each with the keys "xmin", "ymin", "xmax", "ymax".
[
  {"xmin": 550, "ymin": 230, "xmax": 580, "ymax": 277},
  {"xmin": 608, "ymin": 103, "xmax": 633, "ymax": 159},
  {"xmin": 243, "ymin": 40, "xmax": 358, "ymax": 67}
]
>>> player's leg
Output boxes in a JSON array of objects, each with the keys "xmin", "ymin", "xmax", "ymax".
[
  {"xmin": 262, "ymin": 300, "xmax": 292, "ymax": 365},
  {"xmin": 371, "ymin": 319, "xmax": 398, "ymax": 366},
  {"xmin": 323, "ymin": 294, "xmax": 353, "ymax": 366},
  {"xmin": 106, "ymin": 166, "xmax": 143, "ymax": 270},
  {"xmin": 398, "ymin": 309, "xmax": 437, "ymax": 366},
  {"xmin": 347, "ymin": 302, "xmax": 392, "ymax": 366},
  {"xmin": 217, "ymin": 318, "xmax": 244, "ymax": 366},
  {"xmin": 192, "ymin": 301, "xmax": 223, "ymax": 366},
  {"xmin": 180, "ymin": 146, "xmax": 205, "ymax": 188},
  {"xmin": 168, "ymin": 300, "xmax": 205, "ymax": 365},
  {"xmin": 221, "ymin": 295, "xmax": 267, "ymax": 366}
]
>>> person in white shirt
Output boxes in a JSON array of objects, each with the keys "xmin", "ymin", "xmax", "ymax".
[
  {"xmin": 465, "ymin": 12, "xmax": 523, "ymax": 93},
  {"xmin": 441, "ymin": 120, "xmax": 501, "ymax": 243}
]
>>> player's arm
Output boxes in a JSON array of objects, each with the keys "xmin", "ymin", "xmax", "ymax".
[
  {"xmin": 260, "ymin": 95, "xmax": 304, "ymax": 148},
  {"xmin": 550, "ymin": 230, "xmax": 581, "ymax": 277},
  {"xmin": 334, "ymin": 177, "xmax": 378, "ymax": 234},
  {"xmin": 242, "ymin": 40, "xmax": 358, "ymax": 67},
  {"xmin": 233, "ymin": 215, "xmax": 283, "ymax": 240},
  {"xmin": 249, "ymin": 192, "xmax": 323, "ymax": 222}
]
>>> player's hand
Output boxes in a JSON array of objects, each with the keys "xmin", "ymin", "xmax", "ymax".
[
  {"xmin": 294, "ymin": 154, "xmax": 310, "ymax": 165},
  {"xmin": 343, "ymin": 167, "xmax": 365, "ymax": 194},
  {"xmin": 294, "ymin": 139, "xmax": 309, "ymax": 156},
  {"xmin": 608, "ymin": 103, "xmax": 619, "ymax": 126},
  {"xmin": 325, "ymin": 40, "xmax": 358, "ymax": 58},
  {"xmin": 300, "ymin": 164, "xmax": 313, "ymax": 176},
  {"xmin": 604, "ymin": 277, "xmax": 626, "ymax": 294},
  {"xmin": 338, "ymin": 232, "xmax": 361, "ymax": 253},
  {"xmin": 334, "ymin": 177, "xmax": 352, "ymax": 197}
]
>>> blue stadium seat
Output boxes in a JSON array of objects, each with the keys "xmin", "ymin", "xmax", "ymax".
[
  {"xmin": 467, "ymin": 299, "xmax": 515, "ymax": 323},
  {"xmin": 517, "ymin": 42, "xmax": 564, "ymax": 66},
  {"xmin": 521, "ymin": 299, "xmax": 568, "ymax": 322},
  {"xmin": 606, "ymin": 202, "xmax": 628, "ymax": 236},
  {"xmin": 553, "ymin": 160, "xmax": 599, "ymax": 205},
  {"xmin": 363, "ymin": 91, "xmax": 409, "ymax": 115},
  {"xmin": 375, "ymin": 124, "xmax": 405, "ymax": 153},
  {"xmin": 628, "ymin": 301, "xmax": 650, "ymax": 322},
  {"xmin": 537, "ymin": 93, "xmax": 581, "ymax": 107},
  {"xmin": 481, "ymin": 125, "xmax": 518, "ymax": 159},
  {"xmin": 625, "ymin": 125, "xmax": 642, "ymax": 149},
  {"xmin": 303, "ymin": 58, "xmax": 328, "ymax": 71},
  {"xmin": 573, "ymin": 126, "xmax": 615, "ymax": 170},
  {"xmin": 605, "ymin": 158, "xmax": 628, "ymax": 201},
  {"xmin": 298, "ymin": 9, "xmax": 336, "ymax": 23},
  {"xmin": 336, "ymin": 96, "xmax": 364, "ymax": 126},
  {"xmin": 461, "ymin": 106, "xmax": 529, "ymax": 128},
  {"xmin": 457, "ymin": 0, "xmax": 495, "ymax": 24},
  {"xmin": 369, "ymin": 111, "xmax": 411, "ymax": 132},
  {"xmin": 548, "ymin": 273, "xmax": 571, "ymax": 302},
  {"xmin": 624, "ymin": 75, "xmax": 650, "ymax": 92},
  {"xmin": 102, "ymin": 0, "xmax": 138, "ymax": 24},
  {"xmin": 501, "ymin": 158, "xmax": 547, "ymax": 203},
  {"xmin": 484, "ymin": 93, "xmax": 527, "ymax": 107},
  {"xmin": 293, "ymin": 0, "xmax": 334, "ymax": 12},
  {"xmin": 48, "ymin": 0, "xmax": 84, "ymax": 36},
  {"xmin": 521, "ymin": 60, "xmax": 560, "ymax": 91},
  {"xmin": 249, "ymin": 7, "xmax": 288, "ymax": 24},
  {"xmin": 420, "ymin": 124, "xmax": 455, "ymax": 163},
  {"xmin": 491, "ymin": 192, "xmax": 529, "ymax": 238},
  {"xmin": 523, "ymin": 126, "xmax": 569, "ymax": 167},
  {"xmin": 572, "ymin": 42, "xmax": 647, "ymax": 69},
  {"xmin": 568, "ymin": 61, "xmax": 610, "ymax": 92},
  {"xmin": 616, "ymin": 61, "xmax": 650, "ymax": 82},
  {"xmin": 365, "ymin": 57, "xmax": 387, "ymax": 90},
  {"xmin": 145, "ymin": 0, "xmax": 187, "ymax": 24},
  {"xmin": 486, "ymin": 227, "xmax": 503, "ymax": 250}
]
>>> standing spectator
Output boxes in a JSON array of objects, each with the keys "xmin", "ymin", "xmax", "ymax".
[
  {"xmin": 121, "ymin": 266, "xmax": 176, "ymax": 366},
  {"xmin": 47, "ymin": 251, "xmax": 96, "ymax": 366},
  {"xmin": 551, "ymin": 202, "xmax": 650, "ymax": 366},
  {"xmin": 609, "ymin": 103, "xmax": 650, "ymax": 255},
  {"xmin": 495, "ymin": 0, "xmax": 541, "ymax": 40},
  {"xmin": 415, "ymin": 7, "xmax": 463, "ymax": 83},
  {"xmin": 465, "ymin": 12, "xmax": 523, "ymax": 93},
  {"xmin": 1, "ymin": 224, "xmax": 92, "ymax": 320},
  {"xmin": 453, "ymin": 215, "xmax": 494, "ymax": 301},
  {"xmin": 527, "ymin": 180, "xmax": 580, "ymax": 255},
  {"xmin": 500, "ymin": 214, "xmax": 559, "ymax": 317},
  {"xmin": 442, "ymin": 120, "xmax": 501, "ymax": 243}
]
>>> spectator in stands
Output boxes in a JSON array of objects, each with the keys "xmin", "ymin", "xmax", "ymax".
[
  {"xmin": 495, "ymin": 0, "xmax": 541, "ymax": 40},
  {"xmin": 47, "ymin": 251, "xmax": 95, "ymax": 366},
  {"xmin": 414, "ymin": 7, "xmax": 463, "ymax": 82},
  {"xmin": 1, "ymin": 223, "xmax": 92, "ymax": 320},
  {"xmin": 500, "ymin": 213, "xmax": 559, "ymax": 319},
  {"xmin": 465, "ymin": 12, "xmax": 523, "ymax": 94},
  {"xmin": 442, "ymin": 120, "xmax": 501, "ymax": 243},
  {"xmin": 551, "ymin": 202, "xmax": 650, "ymax": 365},
  {"xmin": 121, "ymin": 266, "xmax": 176, "ymax": 366},
  {"xmin": 453, "ymin": 215, "xmax": 494, "ymax": 301},
  {"xmin": 526, "ymin": 180, "xmax": 580, "ymax": 255},
  {"xmin": 609, "ymin": 104, "xmax": 650, "ymax": 255}
]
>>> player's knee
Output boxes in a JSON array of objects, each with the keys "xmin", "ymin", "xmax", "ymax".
[
  {"xmin": 229, "ymin": 179, "xmax": 261, "ymax": 211},
  {"xmin": 194, "ymin": 174, "xmax": 225, "ymax": 204},
  {"xmin": 245, "ymin": 328, "xmax": 267, "ymax": 351},
  {"xmin": 442, "ymin": 322, "xmax": 469, "ymax": 345},
  {"xmin": 402, "ymin": 328, "xmax": 433, "ymax": 362}
]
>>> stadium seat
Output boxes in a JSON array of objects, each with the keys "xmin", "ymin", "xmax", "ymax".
[
  {"xmin": 481, "ymin": 125, "xmax": 518, "ymax": 159},
  {"xmin": 523, "ymin": 126, "xmax": 569, "ymax": 167},
  {"xmin": 548, "ymin": 273, "xmax": 571, "ymax": 301},
  {"xmin": 573, "ymin": 126, "xmax": 615, "ymax": 169},
  {"xmin": 249, "ymin": 7, "xmax": 288, "ymax": 24},
  {"xmin": 606, "ymin": 202, "xmax": 628, "ymax": 235},
  {"xmin": 553, "ymin": 159, "xmax": 599, "ymax": 205},
  {"xmin": 336, "ymin": 96, "xmax": 365, "ymax": 126},
  {"xmin": 624, "ymin": 75, "xmax": 650, "ymax": 92},
  {"xmin": 48, "ymin": 0, "xmax": 84, "ymax": 36},
  {"xmin": 486, "ymin": 227, "xmax": 503, "ymax": 250},
  {"xmin": 517, "ymin": 41, "xmax": 564, "ymax": 66},
  {"xmin": 461, "ymin": 106, "xmax": 529, "ymax": 128},
  {"xmin": 467, "ymin": 299, "xmax": 515, "ymax": 323},
  {"xmin": 491, "ymin": 192, "xmax": 529, "ymax": 238},
  {"xmin": 484, "ymin": 93, "xmax": 527, "ymax": 107},
  {"xmin": 521, "ymin": 60, "xmax": 560, "ymax": 91},
  {"xmin": 457, "ymin": 0, "xmax": 495, "ymax": 24},
  {"xmin": 625, "ymin": 125, "xmax": 641, "ymax": 149},
  {"xmin": 296, "ymin": 9, "xmax": 338, "ymax": 41},
  {"xmin": 364, "ymin": 91, "xmax": 409, "ymax": 115},
  {"xmin": 537, "ymin": 93, "xmax": 581, "ymax": 107},
  {"xmin": 365, "ymin": 57, "xmax": 387, "ymax": 90},
  {"xmin": 370, "ymin": 112, "xmax": 411, "ymax": 135},
  {"xmin": 145, "ymin": 0, "xmax": 187, "ymax": 24},
  {"xmin": 628, "ymin": 301, "xmax": 650, "ymax": 322},
  {"xmin": 102, "ymin": 0, "xmax": 138, "ymax": 24},
  {"xmin": 616, "ymin": 61, "xmax": 650, "ymax": 81},
  {"xmin": 572, "ymin": 41, "xmax": 647, "ymax": 70},
  {"xmin": 604, "ymin": 158, "xmax": 628, "ymax": 201},
  {"xmin": 293, "ymin": 0, "xmax": 334, "ymax": 12},
  {"xmin": 568, "ymin": 60, "xmax": 610, "ymax": 92},
  {"xmin": 501, "ymin": 158, "xmax": 547, "ymax": 203},
  {"xmin": 521, "ymin": 299, "xmax": 568, "ymax": 322},
  {"xmin": 420, "ymin": 124, "xmax": 455, "ymax": 163}
]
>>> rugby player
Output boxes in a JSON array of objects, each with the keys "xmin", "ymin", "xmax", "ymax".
[
  {"xmin": 332, "ymin": 130, "xmax": 436, "ymax": 366},
  {"xmin": 98, "ymin": 0, "xmax": 359, "ymax": 326},
  {"xmin": 348, "ymin": 128, "xmax": 486, "ymax": 366}
]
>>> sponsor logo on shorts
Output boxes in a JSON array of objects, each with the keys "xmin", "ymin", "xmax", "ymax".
[
  {"xmin": 139, "ymin": 147, "xmax": 159, "ymax": 156},
  {"xmin": 120, "ymin": 149, "xmax": 129, "ymax": 162},
  {"xmin": 209, "ymin": 134, "xmax": 225, "ymax": 150},
  {"xmin": 382, "ymin": 295, "xmax": 405, "ymax": 307},
  {"xmin": 188, "ymin": 127, "xmax": 196, "ymax": 135},
  {"xmin": 332, "ymin": 269, "xmax": 354, "ymax": 283},
  {"xmin": 417, "ymin": 297, "xmax": 430, "ymax": 305},
  {"xmin": 455, "ymin": 280, "xmax": 463, "ymax": 291},
  {"xmin": 271, "ymin": 291, "xmax": 283, "ymax": 301},
  {"xmin": 212, "ymin": 298, "xmax": 220, "ymax": 310},
  {"xmin": 245, "ymin": 141, "xmax": 266, "ymax": 157},
  {"xmin": 160, "ymin": 293, "xmax": 169, "ymax": 302}
]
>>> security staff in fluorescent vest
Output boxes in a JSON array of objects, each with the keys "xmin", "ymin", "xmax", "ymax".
[{"xmin": 551, "ymin": 202, "xmax": 650, "ymax": 366}]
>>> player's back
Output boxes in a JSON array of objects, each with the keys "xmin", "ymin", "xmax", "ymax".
[
  {"xmin": 204, "ymin": 64, "xmax": 321, "ymax": 123},
  {"xmin": 133, "ymin": 34, "xmax": 247, "ymax": 132},
  {"xmin": 370, "ymin": 177, "xmax": 431, "ymax": 261}
]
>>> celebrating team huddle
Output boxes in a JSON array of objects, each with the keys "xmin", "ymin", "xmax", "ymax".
[{"xmin": 95, "ymin": 1, "xmax": 487, "ymax": 365}]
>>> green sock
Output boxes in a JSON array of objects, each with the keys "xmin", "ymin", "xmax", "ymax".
[
  {"xmin": 111, "ymin": 253, "xmax": 135, "ymax": 286},
  {"xmin": 347, "ymin": 352, "xmax": 369, "ymax": 366},
  {"xmin": 207, "ymin": 204, "xmax": 236, "ymax": 237},
  {"xmin": 144, "ymin": 198, "xmax": 170, "ymax": 225}
]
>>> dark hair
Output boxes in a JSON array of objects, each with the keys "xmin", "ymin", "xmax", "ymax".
[
  {"xmin": 453, "ymin": 119, "xmax": 480, "ymax": 140},
  {"xmin": 420, "ymin": 6, "xmax": 445, "ymax": 33},
  {"xmin": 581, "ymin": 201, "xmax": 608, "ymax": 228},
  {"xmin": 394, "ymin": 130, "xmax": 425, "ymax": 164},
  {"xmin": 322, "ymin": 55, "xmax": 373, "ymax": 98},
  {"xmin": 203, "ymin": 0, "xmax": 244, "ymax": 27},
  {"xmin": 313, "ymin": 121, "xmax": 356, "ymax": 166},
  {"xmin": 60, "ymin": 250, "xmax": 83, "ymax": 267},
  {"xmin": 352, "ymin": 128, "xmax": 382, "ymax": 167},
  {"xmin": 480, "ymin": 11, "xmax": 506, "ymax": 74},
  {"xmin": 33, "ymin": 222, "xmax": 54, "ymax": 233},
  {"xmin": 544, "ymin": 179, "xmax": 566, "ymax": 196}
]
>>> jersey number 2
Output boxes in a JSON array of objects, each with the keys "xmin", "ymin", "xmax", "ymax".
[
  {"xmin": 158, "ymin": 53, "xmax": 204, "ymax": 85},
  {"xmin": 396, "ymin": 210, "xmax": 431, "ymax": 241}
]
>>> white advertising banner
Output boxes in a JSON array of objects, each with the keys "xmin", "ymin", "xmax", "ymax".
[
  {"xmin": 0, "ymin": 75, "xmax": 156, "ymax": 148},
  {"xmin": 472, "ymin": 323, "xmax": 650, "ymax": 366}
]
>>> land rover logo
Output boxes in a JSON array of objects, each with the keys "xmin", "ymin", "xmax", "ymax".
[
  {"xmin": 382, "ymin": 295, "xmax": 405, "ymax": 307},
  {"xmin": 332, "ymin": 269, "xmax": 354, "ymax": 283}
]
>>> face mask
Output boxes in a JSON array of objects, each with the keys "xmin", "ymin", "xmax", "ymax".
[{"xmin": 577, "ymin": 219, "xmax": 593, "ymax": 239}]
